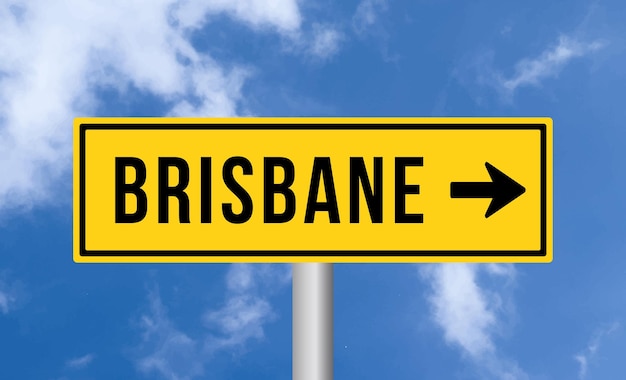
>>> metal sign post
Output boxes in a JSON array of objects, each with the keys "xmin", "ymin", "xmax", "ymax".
[{"xmin": 293, "ymin": 263, "xmax": 333, "ymax": 380}]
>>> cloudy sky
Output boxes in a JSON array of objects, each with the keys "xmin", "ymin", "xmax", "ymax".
[{"xmin": 1, "ymin": 0, "xmax": 626, "ymax": 379}]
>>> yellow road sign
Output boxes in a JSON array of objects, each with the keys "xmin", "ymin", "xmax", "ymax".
[{"xmin": 73, "ymin": 117, "xmax": 552, "ymax": 263}]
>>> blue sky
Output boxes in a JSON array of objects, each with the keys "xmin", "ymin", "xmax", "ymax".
[{"xmin": 1, "ymin": 0, "xmax": 626, "ymax": 379}]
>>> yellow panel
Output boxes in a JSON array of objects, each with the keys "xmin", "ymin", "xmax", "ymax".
[{"xmin": 73, "ymin": 117, "xmax": 552, "ymax": 263}]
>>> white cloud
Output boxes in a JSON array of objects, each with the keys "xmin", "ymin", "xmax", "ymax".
[
  {"xmin": 174, "ymin": 0, "xmax": 301, "ymax": 32},
  {"xmin": 0, "ymin": 277, "xmax": 17, "ymax": 314},
  {"xmin": 0, "ymin": 290, "xmax": 13, "ymax": 314},
  {"xmin": 136, "ymin": 264, "xmax": 290, "ymax": 380},
  {"xmin": 574, "ymin": 354, "xmax": 588, "ymax": 380},
  {"xmin": 137, "ymin": 290, "xmax": 204, "ymax": 380},
  {"xmin": 500, "ymin": 24, "xmax": 513, "ymax": 37},
  {"xmin": 226, "ymin": 263, "xmax": 255, "ymax": 292},
  {"xmin": 225, "ymin": 263, "xmax": 291, "ymax": 294},
  {"xmin": 350, "ymin": 0, "xmax": 398, "ymax": 62},
  {"xmin": 422, "ymin": 265, "xmax": 495, "ymax": 357},
  {"xmin": 0, "ymin": 0, "xmax": 305, "ymax": 211},
  {"xmin": 308, "ymin": 23, "xmax": 343, "ymax": 60},
  {"xmin": 574, "ymin": 322, "xmax": 621, "ymax": 379},
  {"xmin": 66, "ymin": 354, "xmax": 95, "ymax": 370},
  {"xmin": 279, "ymin": 23, "xmax": 344, "ymax": 62},
  {"xmin": 496, "ymin": 35, "xmax": 606, "ymax": 97},
  {"xmin": 352, "ymin": 0, "xmax": 387, "ymax": 35},
  {"xmin": 203, "ymin": 295, "xmax": 274, "ymax": 351},
  {"xmin": 203, "ymin": 264, "xmax": 290, "ymax": 352},
  {"xmin": 484, "ymin": 263, "xmax": 517, "ymax": 279},
  {"xmin": 420, "ymin": 264, "xmax": 527, "ymax": 379}
]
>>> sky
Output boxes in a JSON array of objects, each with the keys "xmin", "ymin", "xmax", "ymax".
[{"xmin": 1, "ymin": 0, "xmax": 626, "ymax": 379}]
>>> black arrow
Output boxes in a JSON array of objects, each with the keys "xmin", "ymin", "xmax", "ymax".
[{"xmin": 450, "ymin": 162, "xmax": 526, "ymax": 218}]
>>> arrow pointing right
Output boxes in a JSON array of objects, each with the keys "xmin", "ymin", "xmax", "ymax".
[{"xmin": 450, "ymin": 162, "xmax": 526, "ymax": 218}]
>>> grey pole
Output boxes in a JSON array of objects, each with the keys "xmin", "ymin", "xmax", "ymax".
[{"xmin": 293, "ymin": 263, "xmax": 333, "ymax": 380}]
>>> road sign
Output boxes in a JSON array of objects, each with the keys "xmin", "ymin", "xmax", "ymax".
[{"xmin": 74, "ymin": 117, "xmax": 552, "ymax": 263}]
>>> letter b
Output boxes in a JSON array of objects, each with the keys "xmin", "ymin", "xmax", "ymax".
[{"xmin": 115, "ymin": 157, "xmax": 148, "ymax": 223}]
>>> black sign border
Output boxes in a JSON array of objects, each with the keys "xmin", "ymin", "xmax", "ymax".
[{"xmin": 79, "ymin": 123, "xmax": 548, "ymax": 257}]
